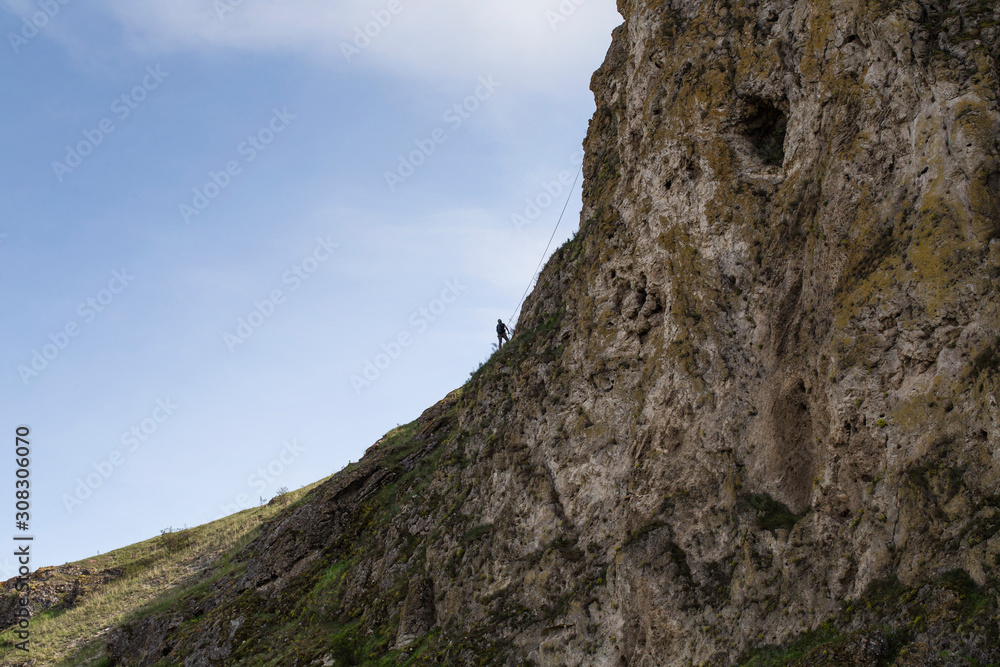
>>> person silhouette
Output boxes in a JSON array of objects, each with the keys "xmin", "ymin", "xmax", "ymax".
[{"xmin": 496, "ymin": 319, "xmax": 511, "ymax": 348}]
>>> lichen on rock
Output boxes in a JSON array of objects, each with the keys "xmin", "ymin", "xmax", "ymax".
[{"xmin": 90, "ymin": 0, "xmax": 1000, "ymax": 664}]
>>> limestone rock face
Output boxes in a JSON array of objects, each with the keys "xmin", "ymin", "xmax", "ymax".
[{"xmin": 105, "ymin": 0, "xmax": 999, "ymax": 664}]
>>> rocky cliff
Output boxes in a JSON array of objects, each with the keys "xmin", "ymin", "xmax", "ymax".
[{"xmin": 103, "ymin": 0, "xmax": 1000, "ymax": 664}]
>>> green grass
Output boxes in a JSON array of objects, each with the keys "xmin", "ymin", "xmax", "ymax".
[
  {"xmin": 738, "ymin": 622, "xmax": 840, "ymax": 666},
  {"xmin": 738, "ymin": 625, "xmax": 914, "ymax": 667},
  {"xmin": 0, "ymin": 480, "xmax": 327, "ymax": 666},
  {"xmin": 97, "ymin": 402, "xmax": 468, "ymax": 665},
  {"xmin": 312, "ymin": 623, "xmax": 443, "ymax": 667}
]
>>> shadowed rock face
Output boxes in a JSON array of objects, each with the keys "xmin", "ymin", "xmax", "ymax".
[{"xmin": 105, "ymin": 0, "xmax": 999, "ymax": 664}]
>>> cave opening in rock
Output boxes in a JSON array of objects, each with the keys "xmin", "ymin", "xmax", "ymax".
[{"xmin": 742, "ymin": 96, "xmax": 788, "ymax": 167}]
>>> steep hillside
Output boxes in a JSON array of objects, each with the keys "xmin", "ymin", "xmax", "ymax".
[
  {"xmin": 0, "ymin": 483, "xmax": 325, "ymax": 666},
  {"xmin": 43, "ymin": 0, "xmax": 1000, "ymax": 664}
]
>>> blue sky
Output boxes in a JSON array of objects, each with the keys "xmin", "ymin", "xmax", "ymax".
[{"xmin": 0, "ymin": 0, "xmax": 621, "ymax": 570}]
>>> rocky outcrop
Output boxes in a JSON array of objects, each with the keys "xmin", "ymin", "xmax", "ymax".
[
  {"xmin": 104, "ymin": 0, "xmax": 1000, "ymax": 664},
  {"xmin": 0, "ymin": 564, "xmax": 125, "ymax": 631},
  {"xmin": 105, "ymin": 614, "xmax": 184, "ymax": 667}
]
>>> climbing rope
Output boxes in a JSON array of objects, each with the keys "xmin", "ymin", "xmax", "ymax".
[{"xmin": 506, "ymin": 166, "xmax": 582, "ymax": 330}]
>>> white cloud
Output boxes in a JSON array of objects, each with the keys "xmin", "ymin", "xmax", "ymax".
[{"xmin": 91, "ymin": 0, "xmax": 621, "ymax": 90}]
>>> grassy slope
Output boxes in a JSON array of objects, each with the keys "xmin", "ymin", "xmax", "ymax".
[
  {"xmin": 157, "ymin": 400, "xmax": 473, "ymax": 666},
  {"xmin": 90, "ymin": 388, "xmax": 527, "ymax": 665},
  {"xmin": 0, "ymin": 480, "xmax": 327, "ymax": 666}
]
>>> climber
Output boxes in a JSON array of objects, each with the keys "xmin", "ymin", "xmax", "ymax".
[{"xmin": 496, "ymin": 319, "xmax": 511, "ymax": 348}]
